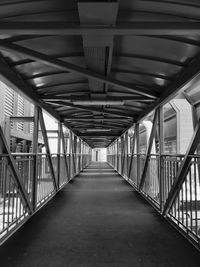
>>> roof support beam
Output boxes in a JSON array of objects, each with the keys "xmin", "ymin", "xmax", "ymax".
[
  {"xmin": 64, "ymin": 117, "xmax": 133, "ymax": 121},
  {"xmin": 1, "ymin": 22, "xmax": 200, "ymax": 35},
  {"xmin": 138, "ymin": 51, "xmax": 200, "ymax": 121},
  {"xmin": 55, "ymin": 101, "xmax": 136, "ymax": 118},
  {"xmin": 67, "ymin": 120, "xmax": 125, "ymax": 127},
  {"xmin": 79, "ymin": 133, "xmax": 118, "ymax": 137},
  {"xmin": 0, "ymin": 41, "xmax": 158, "ymax": 99},
  {"xmin": 42, "ymin": 95, "xmax": 152, "ymax": 102}
]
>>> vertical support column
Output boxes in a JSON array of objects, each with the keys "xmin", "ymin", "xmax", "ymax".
[
  {"xmin": 80, "ymin": 139, "xmax": 82, "ymax": 171},
  {"xmin": 60, "ymin": 125, "xmax": 70, "ymax": 180},
  {"xmin": 115, "ymin": 141, "xmax": 117, "ymax": 170},
  {"xmin": 158, "ymin": 106, "xmax": 164, "ymax": 212},
  {"xmin": 82, "ymin": 142, "xmax": 85, "ymax": 168},
  {"xmin": 69, "ymin": 131, "xmax": 73, "ymax": 179},
  {"xmin": 121, "ymin": 136, "xmax": 124, "ymax": 175},
  {"xmin": 128, "ymin": 128, "xmax": 136, "ymax": 178},
  {"xmin": 117, "ymin": 139, "xmax": 119, "ymax": 173},
  {"xmin": 57, "ymin": 121, "xmax": 62, "ymax": 189},
  {"xmin": 73, "ymin": 135, "xmax": 77, "ymax": 175},
  {"xmin": 32, "ymin": 105, "xmax": 39, "ymax": 211},
  {"xmin": 124, "ymin": 131, "xmax": 128, "ymax": 177},
  {"xmin": 136, "ymin": 123, "xmax": 140, "ymax": 188}
]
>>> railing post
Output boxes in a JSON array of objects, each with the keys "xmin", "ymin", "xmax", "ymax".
[
  {"xmin": 57, "ymin": 121, "xmax": 62, "ymax": 189},
  {"xmin": 128, "ymin": 127, "xmax": 136, "ymax": 179},
  {"xmin": 136, "ymin": 123, "xmax": 140, "ymax": 189},
  {"xmin": 158, "ymin": 106, "xmax": 164, "ymax": 212},
  {"xmin": 69, "ymin": 131, "xmax": 73, "ymax": 178}
]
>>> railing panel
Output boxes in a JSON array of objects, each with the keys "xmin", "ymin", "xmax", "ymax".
[
  {"xmin": 129, "ymin": 155, "xmax": 138, "ymax": 187},
  {"xmin": 138, "ymin": 154, "xmax": 146, "ymax": 184},
  {"xmin": 13, "ymin": 154, "xmax": 34, "ymax": 203},
  {"xmin": 168, "ymin": 156, "xmax": 200, "ymax": 243},
  {"xmin": 36, "ymin": 154, "xmax": 55, "ymax": 207},
  {"xmin": 0, "ymin": 156, "xmax": 28, "ymax": 240},
  {"xmin": 141, "ymin": 155, "xmax": 160, "ymax": 207},
  {"xmin": 59, "ymin": 154, "xmax": 69, "ymax": 187},
  {"xmin": 162, "ymin": 155, "xmax": 184, "ymax": 204}
]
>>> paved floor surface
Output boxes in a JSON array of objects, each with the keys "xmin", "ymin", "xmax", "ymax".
[{"xmin": 0, "ymin": 162, "xmax": 200, "ymax": 267}]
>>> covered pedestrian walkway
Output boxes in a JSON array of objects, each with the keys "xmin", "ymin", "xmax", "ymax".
[
  {"xmin": 1, "ymin": 0, "xmax": 200, "ymax": 264},
  {"xmin": 0, "ymin": 162, "xmax": 200, "ymax": 267}
]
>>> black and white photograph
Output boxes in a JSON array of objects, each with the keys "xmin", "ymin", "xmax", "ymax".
[{"xmin": 0, "ymin": 0, "xmax": 200, "ymax": 266}]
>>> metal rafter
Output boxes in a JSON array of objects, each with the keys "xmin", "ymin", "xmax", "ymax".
[
  {"xmin": 53, "ymin": 101, "xmax": 136, "ymax": 118},
  {"xmin": 0, "ymin": 21, "xmax": 200, "ymax": 35},
  {"xmin": 0, "ymin": 40, "xmax": 158, "ymax": 99},
  {"xmin": 42, "ymin": 95, "xmax": 152, "ymax": 102}
]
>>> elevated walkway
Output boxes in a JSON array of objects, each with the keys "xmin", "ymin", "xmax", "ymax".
[{"xmin": 0, "ymin": 162, "xmax": 200, "ymax": 267}]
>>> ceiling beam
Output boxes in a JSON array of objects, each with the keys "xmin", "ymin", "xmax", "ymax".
[
  {"xmin": 53, "ymin": 101, "xmax": 136, "ymax": 118},
  {"xmin": 0, "ymin": 40, "xmax": 158, "ymax": 99},
  {"xmin": 42, "ymin": 95, "xmax": 153, "ymax": 102},
  {"xmin": 0, "ymin": 21, "xmax": 200, "ymax": 35},
  {"xmin": 79, "ymin": 133, "xmax": 118, "ymax": 137},
  {"xmin": 66, "ymin": 120, "xmax": 127, "ymax": 127},
  {"xmin": 64, "ymin": 117, "xmax": 133, "ymax": 121},
  {"xmin": 137, "ymin": 51, "xmax": 200, "ymax": 121},
  {"xmin": 69, "ymin": 122, "xmax": 123, "ymax": 129}
]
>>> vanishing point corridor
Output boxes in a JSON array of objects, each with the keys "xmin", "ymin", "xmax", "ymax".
[{"xmin": 0, "ymin": 162, "xmax": 200, "ymax": 267}]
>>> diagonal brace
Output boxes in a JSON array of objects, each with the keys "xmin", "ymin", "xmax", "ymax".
[
  {"xmin": 38, "ymin": 108, "xmax": 58, "ymax": 191},
  {"xmin": 0, "ymin": 127, "xmax": 33, "ymax": 213},
  {"xmin": 128, "ymin": 127, "xmax": 136, "ymax": 178},
  {"xmin": 60, "ymin": 125, "xmax": 70, "ymax": 180},
  {"xmin": 139, "ymin": 109, "xmax": 159, "ymax": 191},
  {"xmin": 0, "ymin": 40, "xmax": 158, "ymax": 99},
  {"xmin": 163, "ymin": 116, "xmax": 200, "ymax": 216}
]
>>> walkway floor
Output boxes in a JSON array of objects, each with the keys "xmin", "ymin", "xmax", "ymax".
[{"xmin": 0, "ymin": 162, "xmax": 200, "ymax": 267}]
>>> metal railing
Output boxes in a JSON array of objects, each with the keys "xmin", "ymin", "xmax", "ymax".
[
  {"xmin": 0, "ymin": 152, "xmax": 91, "ymax": 244},
  {"xmin": 107, "ymin": 153, "xmax": 200, "ymax": 248}
]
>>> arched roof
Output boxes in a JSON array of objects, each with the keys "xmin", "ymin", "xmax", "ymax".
[{"xmin": 0, "ymin": 0, "xmax": 200, "ymax": 147}]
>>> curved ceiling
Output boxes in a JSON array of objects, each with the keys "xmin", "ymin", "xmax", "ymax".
[{"xmin": 0, "ymin": 0, "xmax": 200, "ymax": 147}]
